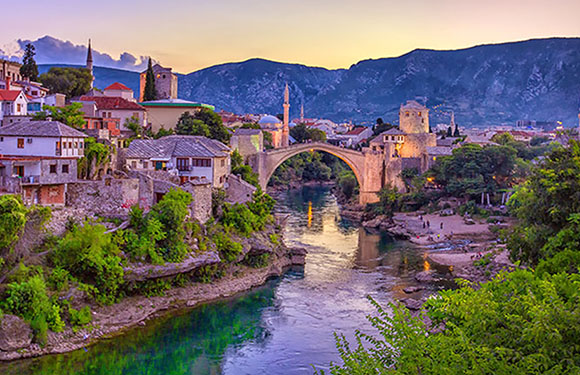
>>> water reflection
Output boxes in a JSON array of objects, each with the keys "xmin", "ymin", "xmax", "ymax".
[{"xmin": 3, "ymin": 186, "xmax": 452, "ymax": 375}]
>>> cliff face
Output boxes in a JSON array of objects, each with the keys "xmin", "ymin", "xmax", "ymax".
[{"xmin": 41, "ymin": 38, "xmax": 580, "ymax": 126}]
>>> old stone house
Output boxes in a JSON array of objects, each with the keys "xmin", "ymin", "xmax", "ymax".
[
  {"xmin": 0, "ymin": 120, "xmax": 87, "ymax": 206},
  {"xmin": 124, "ymin": 135, "xmax": 231, "ymax": 188}
]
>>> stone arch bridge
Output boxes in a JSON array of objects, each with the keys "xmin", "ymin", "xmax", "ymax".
[{"xmin": 253, "ymin": 142, "xmax": 400, "ymax": 205}]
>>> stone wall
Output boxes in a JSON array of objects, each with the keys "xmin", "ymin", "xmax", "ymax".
[
  {"xmin": 225, "ymin": 174, "xmax": 257, "ymax": 204},
  {"xmin": 67, "ymin": 177, "xmax": 140, "ymax": 217},
  {"xmin": 185, "ymin": 181, "xmax": 212, "ymax": 223},
  {"xmin": 399, "ymin": 133, "xmax": 436, "ymax": 160}
]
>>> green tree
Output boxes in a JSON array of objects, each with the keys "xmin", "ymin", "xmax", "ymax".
[
  {"xmin": 0, "ymin": 195, "xmax": 27, "ymax": 253},
  {"xmin": 124, "ymin": 115, "xmax": 143, "ymax": 138},
  {"xmin": 192, "ymin": 109, "xmax": 231, "ymax": 143},
  {"xmin": 150, "ymin": 189, "xmax": 192, "ymax": 262},
  {"xmin": 507, "ymin": 140, "xmax": 580, "ymax": 266},
  {"xmin": 338, "ymin": 171, "xmax": 357, "ymax": 199},
  {"xmin": 453, "ymin": 122, "xmax": 460, "ymax": 137},
  {"xmin": 446, "ymin": 126, "xmax": 452, "ymax": 137},
  {"xmin": 317, "ymin": 270, "xmax": 580, "ymax": 375},
  {"xmin": 38, "ymin": 67, "xmax": 92, "ymax": 97},
  {"xmin": 175, "ymin": 112, "xmax": 210, "ymax": 137},
  {"xmin": 77, "ymin": 138, "xmax": 111, "ymax": 179},
  {"xmin": 142, "ymin": 58, "xmax": 157, "ymax": 101},
  {"xmin": 33, "ymin": 102, "xmax": 86, "ymax": 129},
  {"xmin": 20, "ymin": 43, "xmax": 39, "ymax": 81},
  {"xmin": 231, "ymin": 149, "xmax": 259, "ymax": 187}
]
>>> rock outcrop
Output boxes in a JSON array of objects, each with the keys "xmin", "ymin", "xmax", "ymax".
[{"xmin": 0, "ymin": 315, "xmax": 32, "ymax": 351}]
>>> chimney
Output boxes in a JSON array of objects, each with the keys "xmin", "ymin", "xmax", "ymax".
[{"xmin": 5, "ymin": 76, "xmax": 10, "ymax": 90}]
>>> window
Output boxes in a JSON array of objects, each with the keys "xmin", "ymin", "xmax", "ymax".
[
  {"xmin": 62, "ymin": 164, "xmax": 69, "ymax": 174},
  {"xmin": 131, "ymin": 161, "xmax": 137, "ymax": 168},
  {"xmin": 17, "ymin": 138, "xmax": 24, "ymax": 148},
  {"xmin": 69, "ymin": 142, "xmax": 72, "ymax": 148},
  {"xmin": 17, "ymin": 104, "xmax": 21, "ymax": 112},
  {"xmin": 27, "ymin": 138, "xmax": 33, "ymax": 144},
  {"xmin": 192, "ymin": 158, "xmax": 211, "ymax": 167},
  {"xmin": 405, "ymin": 112, "xmax": 409, "ymax": 117},
  {"xmin": 80, "ymin": 142, "xmax": 84, "ymax": 148},
  {"xmin": 221, "ymin": 159, "xmax": 225, "ymax": 167},
  {"xmin": 74, "ymin": 142, "xmax": 78, "ymax": 148},
  {"xmin": 49, "ymin": 164, "xmax": 57, "ymax": 174},
  {"xmin": 0, "ymin": 137, "xmax": 3, "ymax": 142},
  {"xmin": 418, "ymin": 112, "xmax": 422, "ymax": 117},
  {"xmin": 143, "ymin": 161, "xmax": 148, "ymax": 169},
  {"xmin": 176, "ymin": 158, "xmax": 189, "ymax": 171}
]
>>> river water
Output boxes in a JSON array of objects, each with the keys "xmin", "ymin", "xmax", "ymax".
[{"xmin": 3, "ymin": 186, "xmax": 452, "ymax": 375}]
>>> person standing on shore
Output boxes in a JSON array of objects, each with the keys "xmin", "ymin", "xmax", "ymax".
[{"xmin": 440, "ymin": 222, "xmax": 444, "ymax": 230}]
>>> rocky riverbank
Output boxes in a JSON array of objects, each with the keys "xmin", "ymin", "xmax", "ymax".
[{"xmin": 0, "ymin": 238, "xmax": 306, "ymax": 362}]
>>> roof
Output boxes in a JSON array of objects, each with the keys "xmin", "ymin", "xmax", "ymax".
[
  {"xmin": 125, "ymin": 135, "xmax": 230, "ymax": 160},
  {"xmin": 0, "ymin": 90, "xmax": 25, "ymax": 102},
  {"xmin": 345, "ymin": 127, "xmax": 370, "ymax": 135},
  {"xmin": 401, "ymin": 100, "xmax": 427, "ymax": 110},
  {"xmin": 104, "ymin": 82, "xmax": 132, "ymax": 91},
  {"xmin": 427, "ymin": 146, "xmax": 453, "ymax": 156},
  {"xmin": 258, "ymin": 115, "xmax": 281, "ymax": 125},
  {"xmin": 381, "ymin": 128, "xmax": 406, "ymax": 135},
  {"xmin": 78, "ymin": 96, "xmax": 145, "ymax": 110},
  {"xmin": 234, "ymin": 128, "xmax": 262, "ymax": 135},
  {"xmin": 0, "ymin": 120, "xmax": 88, "ymax": 138},
  {"xmin": 139, "ymin": 98, "xmax": 215, "ymax": 110},
  {"xmin": 436, "ymin": 137, "xmax": 458, "ymax": 146}
]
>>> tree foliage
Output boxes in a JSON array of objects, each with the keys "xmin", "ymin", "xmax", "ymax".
[
  {"xmin": 142, "ymin": 58, "xmax": 157, "ymax": 101},
  {"xmin": 77, "ymin": 137, "xmax": 111, "ymax": 180},
  {"xmin": 174, "ymin": 109, "xmax": 230, "ymax": 143},
  {"xmin": 175, "ymin": 112, "xmax": 210, "ymax": 137},
  {"xmin": 231, "ymin": 149, "xmax": 259, "ymax": 187},
  {"xmin": 52, "ymin": 223, "xmax": 124, "ymax": 305},
  {"xmin": 33, "ymin": 102, "xmax": 86, "ymax": 129},
  {"xmin": 38, "ymin": 67, "xmax": 92, "ymax": 97},
  {"xmin": 0, "ymin": 195, "xmax": 27, "ymax": 253},
  {"xmin": 318, "ymin": 269, "xmax": 580, "ymax": 375},
  {"xmin": 507, "ymin": 140, "xmax": 580, "ymax": 267},
  {"xmin": 290, "ymin": 123, "xmax": 327, "ymax": 143},
  {"xmin": 20, "ymin": 43, "xmax": 39, "ymax": 81}
]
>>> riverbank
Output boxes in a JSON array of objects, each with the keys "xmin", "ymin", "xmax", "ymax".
[{"xmin": 0, "ymin": 238, "xmax": 306, "ymax": 362}]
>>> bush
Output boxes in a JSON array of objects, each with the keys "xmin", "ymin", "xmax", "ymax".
[
  {"xmin": 47, "ymin": 267, "xmax": 70, "ymax": 292},
  {"xmin": 68, "ymin": 306, "xmax": 92, "ymax": 331},
  {"xmin": 317, "ymin": 269, "xmax": 580, "ymax": 374},
  {"xmin": 213, "ymin": 232, "xmax": 243, "ymax": 262},
  {"xmin": 0, "ymin": 195, "xmax": 27, "ymax": 251},
  {"xmin": 52, "ymin": 223, "xmax": 124, "ymax": 305}
]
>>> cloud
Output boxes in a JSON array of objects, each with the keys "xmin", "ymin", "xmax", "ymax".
[{"xmin": 1, "ymin": 35, "xmax": 152, "ymax": 71}]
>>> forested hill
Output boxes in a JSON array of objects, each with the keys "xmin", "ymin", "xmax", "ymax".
[{"xmin": 40, "ymin": 37, "xmax": 580, "ymax": 126}]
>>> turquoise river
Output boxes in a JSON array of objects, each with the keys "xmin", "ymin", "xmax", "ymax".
[{"xmin": 1, "ymin": 185, "xmax": 453, "ymax": 375}]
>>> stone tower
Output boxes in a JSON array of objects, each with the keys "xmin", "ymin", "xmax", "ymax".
[
  {"xmin": 300, "ymin": 103, "xmax": 304, "ymax": 123},
  {"xmin": 282, "ymin": 83, "xmax": 290, "ymax": 147},
  {"xmin": 399, "ymin": 100, "xmax": 429, "ymax": 134},
  {"xmin": 86, "ymin": 39, "xmax": 94, "ymax": 89}
]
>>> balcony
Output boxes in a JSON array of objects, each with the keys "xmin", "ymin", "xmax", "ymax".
[
  {"xmin": 177, "ymin": 165, "xmax": 191, "ymax": 172},
  {"xmin": 20, "ymin": 175, "xmax": 41, "ymax": 185}
]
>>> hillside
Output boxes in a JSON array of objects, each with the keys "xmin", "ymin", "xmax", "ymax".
[{"xmin": 41, "ymin": 38, "xmax": 580, "ymax": 126}]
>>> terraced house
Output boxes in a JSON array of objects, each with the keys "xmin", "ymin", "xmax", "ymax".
[{"xmin": 124, "ymin": 135, "xmax": 231, "ymax": 188}]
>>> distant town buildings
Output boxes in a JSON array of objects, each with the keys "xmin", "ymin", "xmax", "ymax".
[
  {"xmin": 139, "ymin": 64, "xmax": 177, "ymax": 102},
  {"xmin": 140, "ymin": 99, "xmax": 214, "ymax": 133}
]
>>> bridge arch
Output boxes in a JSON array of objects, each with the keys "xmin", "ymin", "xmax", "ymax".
[{"xmin": 258, "ymin": 142, "xmax": 366, "ymax": 191}]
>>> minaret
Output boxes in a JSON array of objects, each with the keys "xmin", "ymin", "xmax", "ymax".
[
  {"xmin": 450, "ymin": 111, "xmax": 455, "ymax": 128},
  {"xmin": 300, "ymin": 103, "xmax": 304, "ymax": 123},
  {"xmin": 282, "ymin": 83, "xmax": 290, "ymax": 147},
  {"xmin": 86, "ymin": 39, "xmax": 94, "ymax": 89}
]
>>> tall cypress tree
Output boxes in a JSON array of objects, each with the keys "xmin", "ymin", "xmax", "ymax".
[
  {"xmin": 453, "ymin": 122, "xmax": 460, "ymax": 137},
  {"xmin": 20, "ymin": 43, "xmax": 39, "ymax": 81},
  {"xmin": 143, "ymin": 58, "xmax": 157, "ymax": 101}
]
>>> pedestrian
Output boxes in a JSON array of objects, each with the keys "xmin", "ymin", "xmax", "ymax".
[
  {"xmin": 422, "ymin": 222, "xmax": 426, "ymax": 229},
  {"xmin": 427, "ymin": 220, "xmax": 430, "ymax": 228},
  {"xmin": 440, "ymin": 222, "xmax": 443, "ymax": 230}
]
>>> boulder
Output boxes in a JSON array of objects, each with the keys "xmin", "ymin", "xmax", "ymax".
[
  {"xmin": 415, "ymin": 270, "xmax": 436, "ymax": 282},
  {"xmin": 399, "ymin": 298, "xmax": 423, "ymax": 310},
  {"xmin": 290, "ymin": 247, "xmax": 308, "ymax": 265},
  {"xmin": 403, "ymin": 286, "xmax": 424, "ymax": 294},
  {"xmin": 0, "ymin": 314, "xmax": 32, "ymax": 351}
]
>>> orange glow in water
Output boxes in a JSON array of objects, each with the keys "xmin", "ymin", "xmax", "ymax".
[
  {"xmin": 307, "ymin": 201, "xmax": 312, "ymax": 228},
  {"xmin": 423, "ymin": 260, "xmax": 431, "ymax": 272}
]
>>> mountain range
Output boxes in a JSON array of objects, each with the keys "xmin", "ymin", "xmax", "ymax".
[{"xmin": 39, "ymin": 37, "xmax": 580, "ymax": 126}]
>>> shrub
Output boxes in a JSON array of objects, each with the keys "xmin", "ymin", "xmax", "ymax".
[
  {"xmin": 47, "ymin": 267, "xmax": 70, "ymax": 292},
  {"xmin": 0, "ymin": 195, "xmax": 27, "ymax": 251},
  {"xmin": 52, "ymin": 223, "xmax": 124, "ymax": 305},
  {"xmin": 213, "ymin": 232, "xmax": 243, "ymax": 262},
  {"xmin": 69, "ymin": 306, "xmax": 92, "ymax": 332}
]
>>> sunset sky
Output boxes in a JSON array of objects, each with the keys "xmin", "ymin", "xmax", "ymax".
[{"xmin": 2, "ymin": 0, "xmax": 579, "ymax": 73}]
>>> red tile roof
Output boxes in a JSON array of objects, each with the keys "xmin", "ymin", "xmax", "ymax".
[
  {"xmin": 104, "ymin": 82, "xmax": 132, "ymax": 91},
  {"xmin": 78, "ymin": 96, "xmax": 145, "ymax": 110},
  {"xmin": 345, "ymin": 127, "xmax": 369, "ymax": 135},
  {"xmin": 0, "ymin": 90, "xmax": 24, "ymax": 101}
]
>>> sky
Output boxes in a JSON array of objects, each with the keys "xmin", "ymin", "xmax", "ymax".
[{"xmin": 1, "ymin": 0, "xmax": 579, "ymax": 73}]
